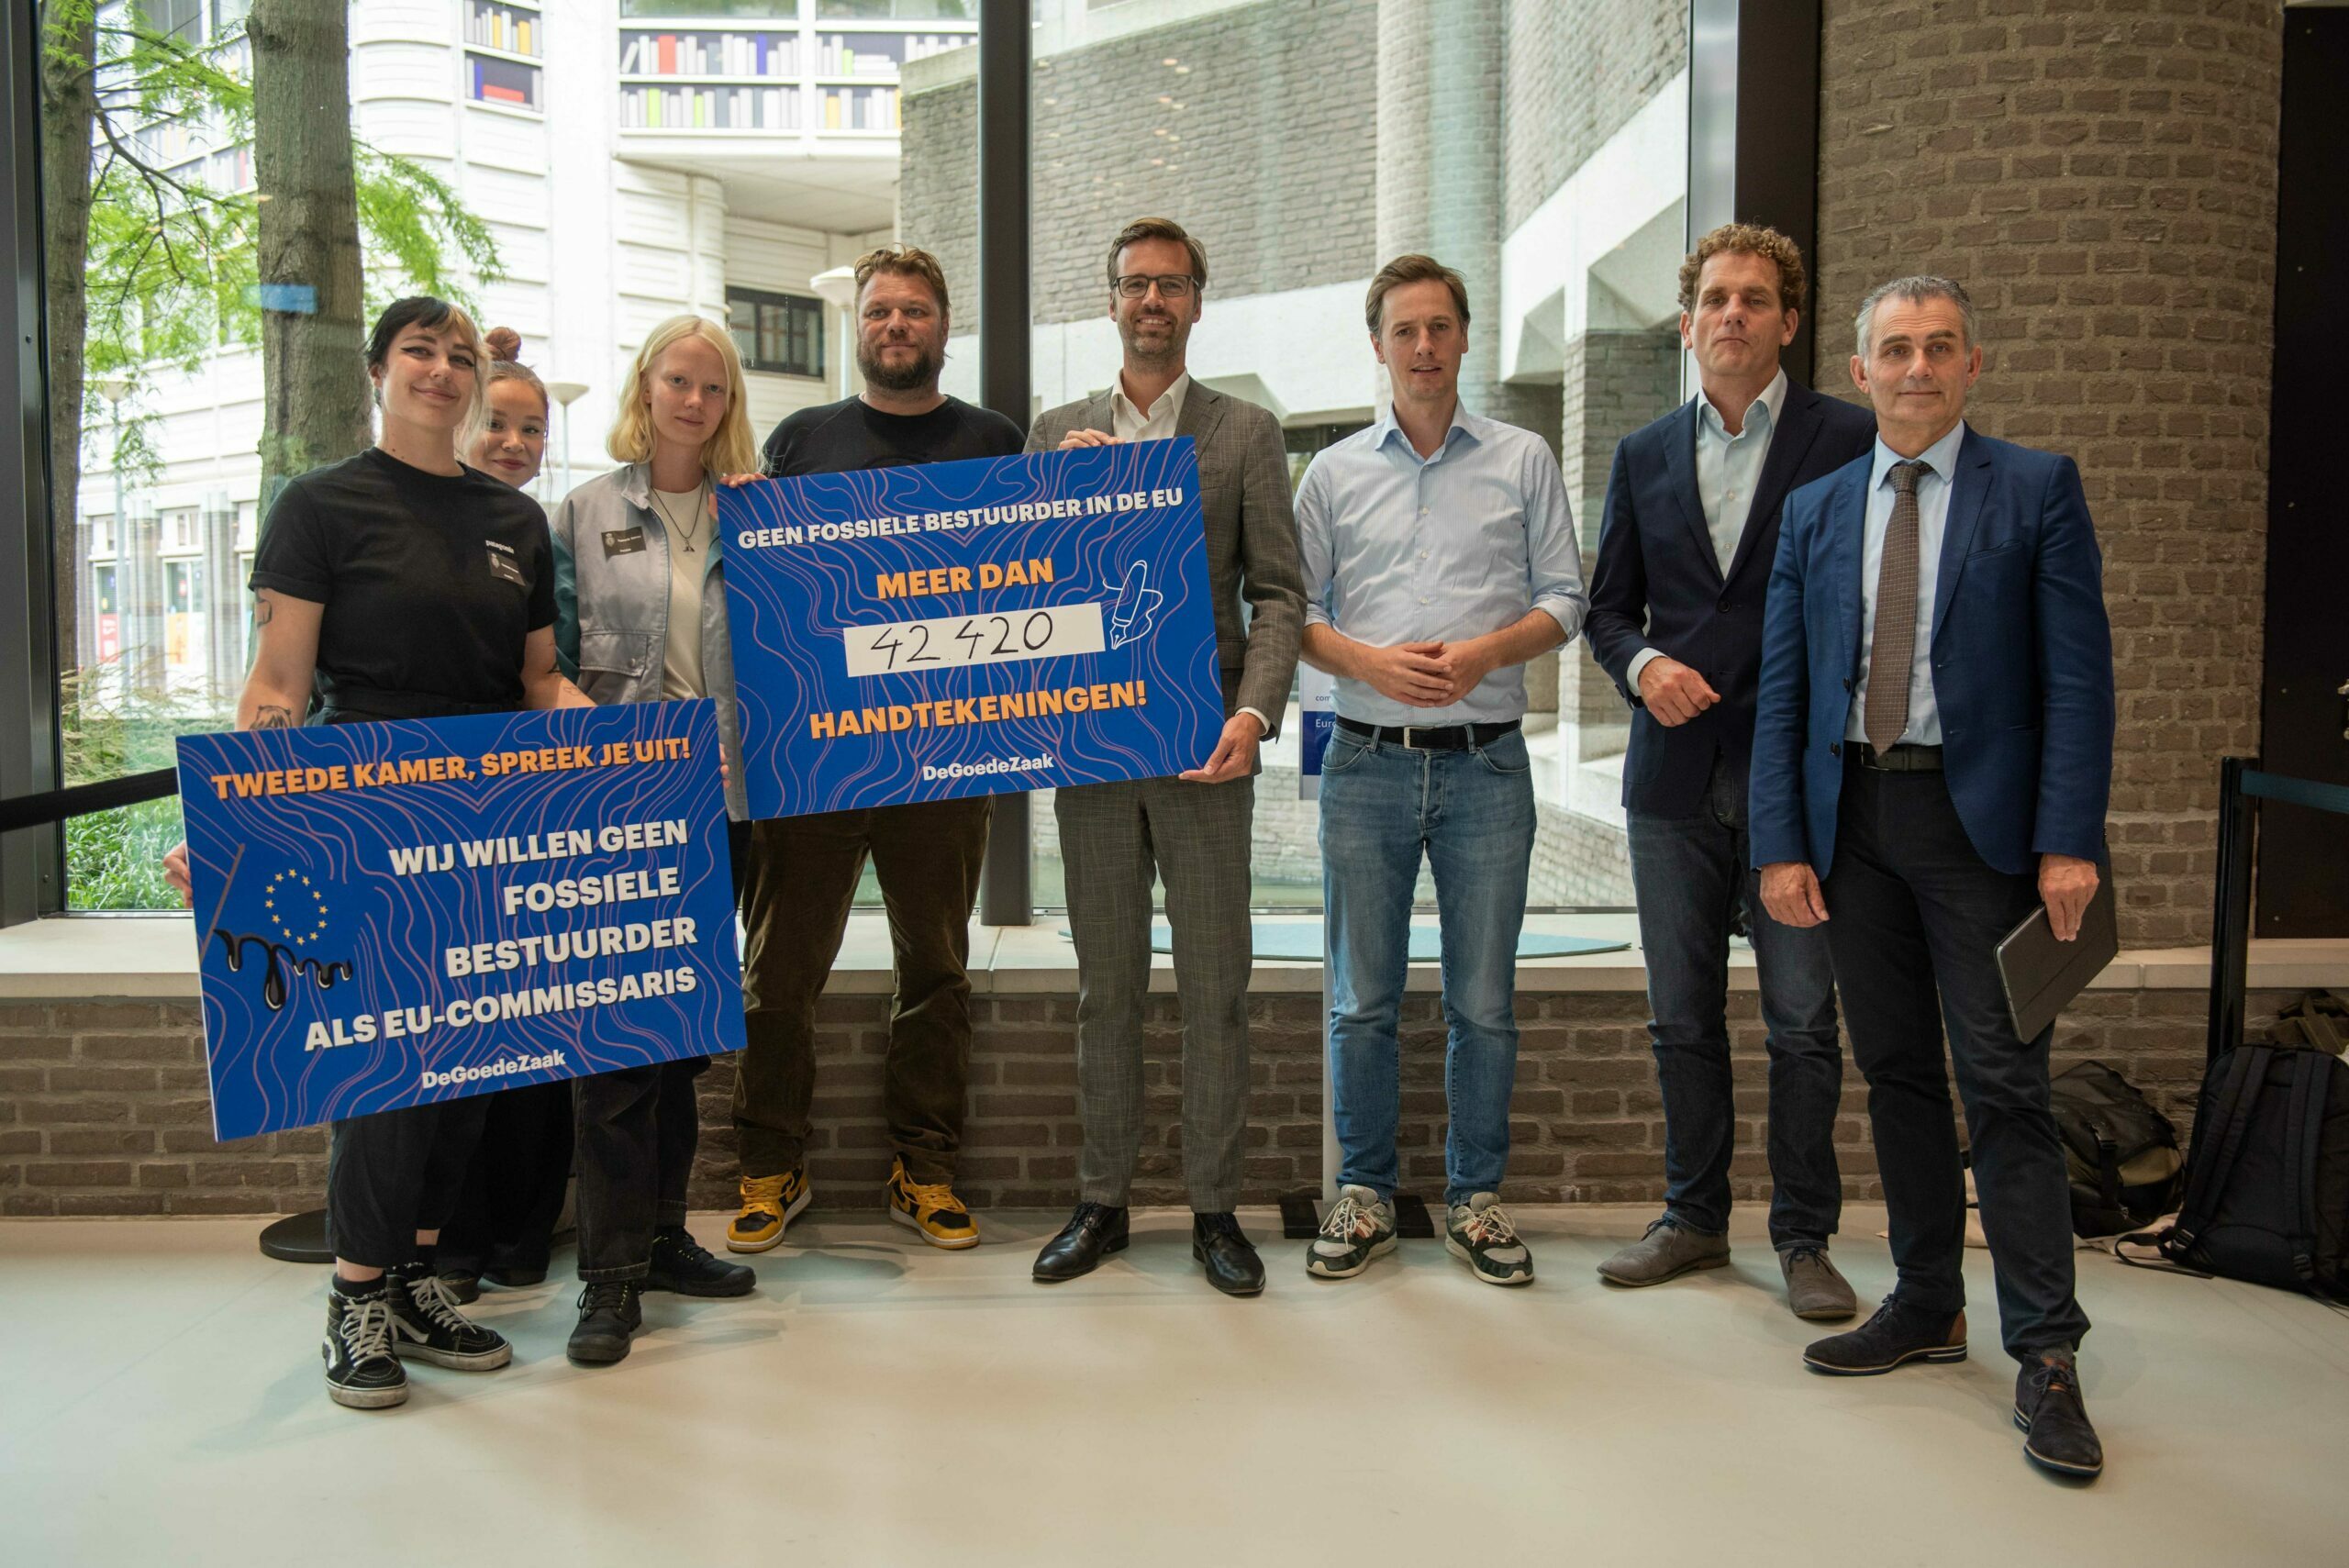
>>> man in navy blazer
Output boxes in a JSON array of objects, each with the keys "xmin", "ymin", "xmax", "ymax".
[
  {"xmin": 1586, "ymin": 226, "xmax": 1875, "ymax": 1318},
  {"xmin": 1751, "ymin": 276, "xmax": 2115, "ymax": 1482}
]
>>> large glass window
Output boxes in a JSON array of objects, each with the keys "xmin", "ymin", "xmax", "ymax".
[
  {"xmin": 38, "ymin": 0, "xmax": 1689, "ymax": 918},
  {"xmin": 898, "ymin": 0, "xmax": 1689, "ymax": 910},
  {"xmin": 42, "ymin": 0, "xmax": 972, "ymax": 910}
]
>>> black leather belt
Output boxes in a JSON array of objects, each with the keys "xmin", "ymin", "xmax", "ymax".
[
  {"xmin": 1853, "ymin": 742, "xmax": 1944, "ymax": 773},
  {"xmin": 1335, "ymin": 717, "xmax": 1521, "ymax": 751}
]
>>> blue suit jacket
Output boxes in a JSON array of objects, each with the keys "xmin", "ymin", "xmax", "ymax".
[
  {"xmin": 1586, "ymin": 384, "xmax": 1876, "ymax": 817},
  {"xmin": 1748, "ymin": 426, "xmax": 2114, "ymax": 879}
]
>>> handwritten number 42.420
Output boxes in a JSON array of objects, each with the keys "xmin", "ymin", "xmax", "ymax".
[{"xmin": 868, "ymin": 612, "xmax": 1057, "ymax": 671}]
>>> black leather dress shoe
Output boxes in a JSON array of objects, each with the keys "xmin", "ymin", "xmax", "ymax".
[
  {"xmin": 1192, "ymin": 1212, "xmax": 1264, "ymax": 1296},
  {"xmin": 2015, "ymin": 1353, "xmax": 2104, "ymax": 1479},
  {"xmin": 1033, "ymin": 1202, "xmax": 1128, "ymax": 1282}
]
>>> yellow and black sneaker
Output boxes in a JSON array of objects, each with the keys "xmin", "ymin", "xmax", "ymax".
[
  {"xmin": 726, "ymin": 1167, "xmax": 811, "ymax": 1254},
  {"xmin": 885, "ymin": 1157, "xmax": 979, "ymax": 1250}
]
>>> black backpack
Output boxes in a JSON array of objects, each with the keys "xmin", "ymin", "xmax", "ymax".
[
  {"xmin": 2049, "ymin": 1062, "xmax": 2183, "ymax": 1237},
  {"xmin": 2131, "ymin": 1041, "xmax": 2349, "ymax": 1301}
]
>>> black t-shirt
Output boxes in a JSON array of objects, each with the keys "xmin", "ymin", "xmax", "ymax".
[
  {"xmin": 249, "ymin": 448, "xmax": 556, "ymax": 719},
  {"xmin": 762, "ymin": 395, "xmax": 1025, "ymax": 478}
]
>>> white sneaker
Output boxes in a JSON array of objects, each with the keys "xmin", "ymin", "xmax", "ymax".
[
  {"xmin": 1445, "ymin": 1193, "xmax": 1534, "ymax": 1285},
  {"xmin": 1307, "ymin": 1184, "xmax": 1399, "ymax": 1279}
]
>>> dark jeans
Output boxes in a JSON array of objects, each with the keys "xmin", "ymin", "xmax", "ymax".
[
  {"xmin": 572, "ymin": 818, "xmax": 750, "ymax": 1280},
  {"xmin": 326, "ymin": 1095, "xmax": 492, "ymax": 1269},
  {"xmin": 434, "ymin": 1080, "xmax": 573, "ymax": 1280},
  {"xmin": 733, "ymin": 797, "xmax": 990, "ymax": 1184},
  {"xmin": 1823, "ymin": 762, "xmax": 2090, "ymax": 1362},
  {"xmin": 574, "ymin": 1058, "xmax": 707, "ymax": 1280},
  {"xmin": 1627, "ymin": 751, "xmax": 1842, "ymax": 1247}
]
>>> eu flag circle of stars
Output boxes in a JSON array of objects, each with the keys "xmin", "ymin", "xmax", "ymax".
[{"xmin": 263, "ymin": 869, "xmax": 331, "ymax": 950}]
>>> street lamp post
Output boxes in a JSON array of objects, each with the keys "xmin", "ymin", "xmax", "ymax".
[
  {"xmin": 545, "ymin": 381, "xmax": 590, "ymax": 502},
  {"xmin": 810, "ymin": 265, "xmax": 857, "ymax": 400}
]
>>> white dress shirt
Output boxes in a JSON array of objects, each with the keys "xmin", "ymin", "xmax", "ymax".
[
  {"xmin": 1846, "ymin": 419, "xmax": 1968, "ymax": 747},
  {"xmin": 1110, "ymin": 370, "xmax": 1189, "ymax": 442},
  {"xmin": 1626, "ymin": 369, "xmax": 1787, "ymax": 693}
]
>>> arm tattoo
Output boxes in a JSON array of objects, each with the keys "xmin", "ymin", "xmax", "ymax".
[
  {"xmin": 253, "ymin": 594, "xmax": 275, "ymax": 626},
  {"xmin": 253, "ymin": 706, "xmax": 295, "ymax": 730}
]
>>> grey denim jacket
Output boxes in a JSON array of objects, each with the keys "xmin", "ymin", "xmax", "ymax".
[{"xmin": 549, "ymin": 463, "xmax": 747, "ymax": 820}]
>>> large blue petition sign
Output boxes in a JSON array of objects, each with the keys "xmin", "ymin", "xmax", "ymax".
[
  {"xmin": 177, "ymin": 702, "xmax": 744, "ymax": 1140},
  {"xmin": 719, "ymin": 439, "xmax": 1224, "ymax": 819}
]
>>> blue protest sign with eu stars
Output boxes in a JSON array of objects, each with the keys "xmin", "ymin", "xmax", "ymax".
[
  {"xmin": 175, "ymin": 701, "xmax": 744, "ymax": 1141},
  {"xmin": 719, "ymin": 438, "xmax": 1224, "ymax": 819}
]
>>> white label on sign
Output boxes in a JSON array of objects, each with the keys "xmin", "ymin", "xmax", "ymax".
[{"xmin": 841, "ymin": 602, "xmax": 1108, "ymax": 679}]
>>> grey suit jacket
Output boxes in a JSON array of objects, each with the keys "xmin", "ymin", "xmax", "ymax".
[{"xmin": 1025, "ymin": 381, "xmax": 1306, "ymax": 733}]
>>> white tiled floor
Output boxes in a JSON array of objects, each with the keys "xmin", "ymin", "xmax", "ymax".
[{"xmin": 6, "ymin": 1205, "xmax": 2345, "ymax": 1566}]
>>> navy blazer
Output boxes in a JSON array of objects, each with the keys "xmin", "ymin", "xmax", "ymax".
[
  {"xmin": 1586, "ymin": 383, "xmax": 1876, "ymax": 817},
  {"xmin": 1748, "ymin": 426, "xmax": 2116, "ymax": 880}
]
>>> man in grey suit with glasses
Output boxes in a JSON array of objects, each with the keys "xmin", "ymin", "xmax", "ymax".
[{"xmin": 1025, "ymin": 217, "xmax": 1306, "ymax": 1296}]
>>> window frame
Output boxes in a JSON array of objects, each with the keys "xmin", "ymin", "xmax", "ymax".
[{"xmin": 727, "ymin": 285, "xmax": 827, "ymax": 379}]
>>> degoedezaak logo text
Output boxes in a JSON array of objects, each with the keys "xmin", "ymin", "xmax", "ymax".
[
  {"xmin": 924, "ymin": 753, "xmax": 1052, "ymax": 782},
  {"xmin": 421, "ymin": 1051, "xmax": 566, "ymax": 1090}
]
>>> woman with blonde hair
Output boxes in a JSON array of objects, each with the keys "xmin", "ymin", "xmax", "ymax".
[
  {"xmin": 162, "ymin": 295, "xmax": 594, "ymax": 1409},
  {"xmin": 548, "ymin": 312, "xmax": 763, "ymax": 1364}
]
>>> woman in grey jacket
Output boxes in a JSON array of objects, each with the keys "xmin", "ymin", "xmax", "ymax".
[{"xmin": 548, "ymin": 314, "xmax": 764, "ymax": 1364}]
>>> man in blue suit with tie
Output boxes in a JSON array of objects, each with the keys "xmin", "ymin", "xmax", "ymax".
[
  {"xmin": 1586, "ymin": 226, "xmax": 1875, "ymax": 1318},
  {"xmin": 1752, "ymin": 275, "xmax": 2115, "ymax": 1481}
]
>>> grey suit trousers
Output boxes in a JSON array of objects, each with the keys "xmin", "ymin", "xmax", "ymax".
[{"xmin": 1057, "ymin": 772, "xmax": 1254, "ymax": 1212}]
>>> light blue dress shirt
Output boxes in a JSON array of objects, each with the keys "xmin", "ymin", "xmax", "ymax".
[
  {"xmin": 1846, "ymin": 418, "xmax": 1968, "ymax": 746},
  {"xmin": 1297, "ymin": 403, "xmax": 1587, "ymax": 726},
  {"xmin": 1625, "ymin": 369, "xmax": 1787, "ymax": 692}
]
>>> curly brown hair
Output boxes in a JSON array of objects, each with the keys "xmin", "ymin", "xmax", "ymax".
[
  {"xmin": 854, "ymin": 243, "xmax": 952, "ymax": 318},
  {"xmin": 1675, "ymin": 223, "xmax": 1809, "ymax": 315}
]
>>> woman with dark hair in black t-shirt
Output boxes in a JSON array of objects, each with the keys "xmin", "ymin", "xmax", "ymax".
[{"xmin": 162, "ymin": 295, "xmax": 595, "ymax": 1411}]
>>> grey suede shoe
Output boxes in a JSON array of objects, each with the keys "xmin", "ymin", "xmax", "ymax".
[
  {"xmin": 1779, "ymin": 1245, "xmax": 1859, "ymax": 1320},
  {"xmin": 1596, "ymin": 1218, "xmax": 1731, "ymax": 1286}
]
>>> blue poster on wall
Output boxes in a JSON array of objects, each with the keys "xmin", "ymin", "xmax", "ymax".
[
  {"xmin": 175, "ymin": 701, "xmax": 744, "ymax": 1141},
  {"xmin": 719, "ymin": 438, "xmax": 1224, "ymax": 820}
]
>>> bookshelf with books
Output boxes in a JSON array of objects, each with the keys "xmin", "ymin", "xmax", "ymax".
[
  {"xmin": 465, "ymin": 0, "xmax": 543, "ymax": 112},
  {"xmin": 615, "ymin": 8, "xmax": 969, "ymax": 141}
]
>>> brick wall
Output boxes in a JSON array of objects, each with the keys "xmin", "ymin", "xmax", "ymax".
[
  {"xmin": 899, "ymin": 0, "xmax": 1381, "ymax": 329},
  {"xmin": 1502, "ymin": 0, "xmax": 1688, "ymax": 232},
  {"xmin": 1815, "ymin": 0, "xmax": 2283, "ymax": 947},
  {"xmin": 4, "ymin": 987, "xmax": 2277, "ymax": 1217}
]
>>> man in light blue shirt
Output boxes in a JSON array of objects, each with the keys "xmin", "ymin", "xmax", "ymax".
[{"xmin": 1296, "ymin": 254, "xmax": 1586, "ymax": 1288}]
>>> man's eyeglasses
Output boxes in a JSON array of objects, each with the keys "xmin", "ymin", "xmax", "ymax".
[{"xmin": 1113, "ymin": 273, "xmax": 1199, "ymax": 300}]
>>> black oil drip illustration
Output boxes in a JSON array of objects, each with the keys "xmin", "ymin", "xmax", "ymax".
[{"xmin": 205, "ymin": 844, "xmax": 353, "ymax": 1011}]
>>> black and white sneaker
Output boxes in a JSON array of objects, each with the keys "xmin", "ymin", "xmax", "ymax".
[
  {"xmin": 1306, "ymin": 1184, "xmax": 1398, "ymax": 1279},
  {"xmin": 1444, "ymin": 1193, "xmax": 1534, "ymax": 1286},
  {"xmin": 645, "ymin": 1225, "xmax": 756, "ymax": 1297},
  {"xmin": 323, "ymin": 1283, "xmax": 408, "ymax": 1409},
  {"xmin": 387, "ymin": 1261, "xmax": 513, "ymax": 1371}
]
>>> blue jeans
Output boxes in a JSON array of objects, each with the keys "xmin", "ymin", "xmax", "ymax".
[
  {"xmin": 1320, "ymin": 726, "xmax": 1536, "ymax": 1207},
  {"xmin": 1626, "ymin": 752, "xmax": 1842, "ymax": 1248}
]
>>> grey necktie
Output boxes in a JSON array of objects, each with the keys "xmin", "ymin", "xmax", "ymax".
[{"xmin": 1864, "ymin": 461, "xmax": 1929, "ymax": 754}]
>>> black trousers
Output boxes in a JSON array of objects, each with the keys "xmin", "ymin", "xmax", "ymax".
[
  {"xmin": 434, "ymin": 1079, "xmax": 573, "ymax": 1280},
  {"xmin": 1821, "ymin": 762, "xmax": 2090, "ymax": 1362},
  {"xmin": 572, "ymin": 818, "xmax": 752, "ymax": 1280},
  {"xmin": 326, "ymin": 1095, "xmax": 493, "ymax": 1269}
]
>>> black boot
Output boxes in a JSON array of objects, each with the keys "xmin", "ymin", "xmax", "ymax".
[
  {"xmin": 567, "ymin": 1281, "xmax": 643, "ymax": 1366},
  {"xmin": 1031, "ymin": 1202, "xmax": 1129, "ymax": 1282},
  {"xmin": 2015, "ymin": 1351, "xmax": 2104, "ymax": 1479},
  {"xmin": 645, "ymin": 1226, "xmax": 756, "ymax": 1297},
  {"xmin": 1192, "ymin": 1212, "xmax": 1264, "ymax": 1297}
]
